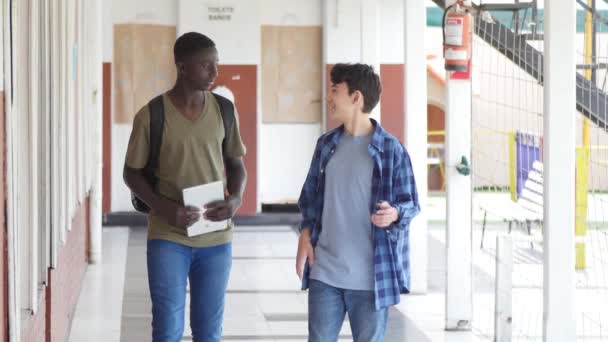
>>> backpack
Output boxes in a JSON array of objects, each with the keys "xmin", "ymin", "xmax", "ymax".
[{"xmin": 131, "ymin": 93, "xmax": 235, "ymax": 213}]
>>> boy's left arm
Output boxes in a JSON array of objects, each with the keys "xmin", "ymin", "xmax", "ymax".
[{"xmin": 391, "ymin": 147, "xmax": 421, "ymax": 230}]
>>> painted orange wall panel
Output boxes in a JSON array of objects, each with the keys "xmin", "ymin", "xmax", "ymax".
[
  {"xmin": 21, "ymin": 199, "xmax": 90, "ymax": 342},
  {"xmin": 103, "ymin": 63, "xmax": 112, "ymax": 214},
  {"xmin": 214, "ymin": 65, "xmax": 258, "ymax": 215},
  {"xmin": 380, "ymin": 64, "xmax": 405, "ymax": 143},
  {"xmin": 48, "ymin": 199, "xmax": 89, "ymax": 342}
]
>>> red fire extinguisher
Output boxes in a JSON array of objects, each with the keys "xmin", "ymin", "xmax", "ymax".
[{"xmin": 443, "ymin": 1, "xmax": 472, "ymax": 72}]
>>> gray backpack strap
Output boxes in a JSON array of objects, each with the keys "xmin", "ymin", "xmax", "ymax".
[
  {"xmin": 131, "ymin": 95, "xmax": 164, "ymax": 213},
  {"xmin": 212, "ymin": 93, "xmax": 235, "ymax": 155},
  {"xmin": 146, "ymin": 95, "xmax": 165, "ymax": 179}
]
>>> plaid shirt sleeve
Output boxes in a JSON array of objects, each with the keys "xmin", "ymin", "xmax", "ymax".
[
  {"xmin": 392, "ymin": 146, "xmax": 420, "ymax": 231},
  {"xmin": 297, "ymin": 137, "xmax": 323, "ymax": 233}
]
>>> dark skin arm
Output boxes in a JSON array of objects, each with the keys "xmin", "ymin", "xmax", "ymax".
[
  {"xmin": 123, "ymin": 166, "xmax": 201, "ymax": 228},
  {"xmin": 204, "ymin": 156, "xmax": 247, "ymax": 221}
]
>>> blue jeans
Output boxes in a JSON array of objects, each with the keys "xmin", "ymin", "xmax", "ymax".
[
  {"xmin": 147, "ymin": 240, "xmax": 232, "ymax": 342},
  {"xmin": 307, "ymin": 279, "xmax": 389, "ymax": 342}
]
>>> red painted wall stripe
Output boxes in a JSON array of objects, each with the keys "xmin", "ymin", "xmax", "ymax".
[
  {"xmin": 21, "ymin": 199, "xmax": 90, "ymax": 342},
  {"xmin": 102, "ymin": 63, "xmax": 112, "ymax": 214},
  {"xmin": 380, "ymin": 64, "xmax": 405, "ymax": 143},
  {"xmin": 326, "ymin": 63, "xmax": 406, "ymax": 143},
  {"xmin": 214, "ymin": 65, "xmax": 258, "ymax": 215}
]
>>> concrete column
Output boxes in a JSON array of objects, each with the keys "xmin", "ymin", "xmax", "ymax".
[
  {"xmin": 404, "ymin": 0, "xmax": 428, "ymax": 294},
  {"xmin": 543, "ymin": 1, "xmax": 577, "ymax": 341},
  {"xmin": 88, "ymin": 0, "xmax": 103, "ymax": 264},
  {"xmin": 361, "ymin": 0, "xmax": 381, "ymax": 122},
  {"xmin": 444, "ymin": 6, "xmax": 473, "ymax": 327}
]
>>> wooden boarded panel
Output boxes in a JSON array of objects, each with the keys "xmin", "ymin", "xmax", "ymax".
[
  {"xmin": 113, "ymin": 24, "xmax": 176, "ymax": 124},
  {"xmin": 262, "ymin": 26, "xmax": 322, "ymax": 123}
]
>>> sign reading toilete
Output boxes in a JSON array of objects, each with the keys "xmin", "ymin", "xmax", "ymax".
[{"xmin": 207, "ymin": 6, "xmax": 234, "ymax": 21}]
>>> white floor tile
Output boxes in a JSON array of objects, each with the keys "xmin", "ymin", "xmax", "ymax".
[
  {"xmin": 69, "ymin": 225, "xmax": 489, "ymax": 342},
  {"xmin": 69, "ymin": 227, "xmax": 130, "ymax": 342}
]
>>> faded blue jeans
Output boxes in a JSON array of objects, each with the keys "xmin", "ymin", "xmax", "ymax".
[
  {"xmin": 147, "ymin": 240, "xmax": 232, "ymax": 342},
  {"xmin": 307, "ymin": 279, "xmax": 389, "ymax": 342}
]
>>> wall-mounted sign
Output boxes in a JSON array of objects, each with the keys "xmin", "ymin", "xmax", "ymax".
[{"xmin": 207, "ymin": 6, "xmax": 234, "ymax": 21}]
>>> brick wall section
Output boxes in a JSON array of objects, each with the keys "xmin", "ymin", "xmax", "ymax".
[
  {"xmin": 380, "ymin": 64, "xmax": 405, "ymax": 143},
  {"xmin": 21, "ymin": 291, "xmax": 47, "ymax": 342},
  {"xmin": 49, "ymin": 198, "xmax": 89, "ymax": 342},
  {"xmin": 214, "ymin": 65, "xmax": 257, "ymax": 215},
  {"xmin": 20, "ymin": 198, "xmax": 90, "ymax": 342}
]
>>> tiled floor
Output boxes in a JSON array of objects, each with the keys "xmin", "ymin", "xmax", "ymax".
[
  {"xmin": 70, "ymin": 193, "xmax": 608, "ymax": 341},
  {"xmin": 69, "ymin": 225, "xmax": 484, "ymax": 342}
]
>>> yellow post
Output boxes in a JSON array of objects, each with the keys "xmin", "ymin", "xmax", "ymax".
[
  {"xmin": 576, "ymin": 147, "xmax": 589, "ymax": 269},
  {"xmin": 576, "ymin": 2, "xmax": 593, "ymax": 269}
]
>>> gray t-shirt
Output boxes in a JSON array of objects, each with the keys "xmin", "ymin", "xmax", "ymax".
[{"xmin": 310, "ymin": 134, "xmax": 375, "ymax": 291}]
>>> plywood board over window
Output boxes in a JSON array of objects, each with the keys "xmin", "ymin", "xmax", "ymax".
[
  {"xmin": 262, "ymin": 26, "xmax": 322, "ymax": 124},
  {"xmin": 114, "ymin": 24, "xmax": 176, "ymax": 124}
]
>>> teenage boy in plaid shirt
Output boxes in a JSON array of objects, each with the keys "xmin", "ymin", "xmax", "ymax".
[{"xmin": 296, "ymin": 63, "xmax": 420, "ymax": 342}]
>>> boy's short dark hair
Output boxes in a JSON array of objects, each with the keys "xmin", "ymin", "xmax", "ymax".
[
  {"xmin": 173, "ymin": 32, "xmax": 216, "ymax": 63},
  {"xmin": 330, "ymin": 63, "xmax": 382, "ymax": 113}
]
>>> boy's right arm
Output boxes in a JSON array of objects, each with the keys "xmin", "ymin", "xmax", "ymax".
[{"xmin": 295, "ymin": 137, "xmax": 323, "ymax": 279}]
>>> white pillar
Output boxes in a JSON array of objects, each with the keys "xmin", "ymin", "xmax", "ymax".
[
  {"xmin": 404, "ymin": 0, "xmax": 428, "ymax": 294},
  {"xmin": 445, "ymin": 55, "xmax": 473, "ymax": 329},
  {"xmin": 543, "ymin": 1, "xmax": 576, "ymax": 341},
  {"xmin": 88, "ymin": 0, "xmax": 103, "ymax": 264},
  {"xmin": 361, "ymin": 0, "xmax": 381, "ymax": 122}
]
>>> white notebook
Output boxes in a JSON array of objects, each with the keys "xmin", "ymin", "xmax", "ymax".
[{"xmin": 182, "ymin": 181, "xmax": 228, "ymax": 237}]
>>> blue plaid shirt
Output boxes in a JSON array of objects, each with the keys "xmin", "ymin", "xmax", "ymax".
[{"xmin": 298, "ymin": 119, "xmax": 420, "ymax": 309}]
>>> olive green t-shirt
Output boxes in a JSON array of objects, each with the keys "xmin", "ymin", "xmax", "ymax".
[{"xmin": 125, "ymin": 91, "xmax": 246, "ymax": 247}]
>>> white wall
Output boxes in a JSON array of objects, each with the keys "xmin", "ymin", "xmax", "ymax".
[
  {"xmin": 260, "ymin": 125, "xmax": 320, "ymax": 203},
  {"xmin": 324, "ymin": 0, "xmax": 362, "ymax": 64},
  {"xmin": 381, "ymin": 0, "xmax": 404, "ymax": 63},
  {"xmin": 178, "ymin": 0, "xmax": 260, "ymax": 65},
  {"xmin": 108, "ymin": 0, "xmax": 324, "ymax": 210},
  {"xmin": 106, "ymin": 1, "xmax": 446, "ymax": 210},
  {"xmin": 102, "ymin": 0, "xmax": 112, "ymax": 63},
  {"xmin": 260, "ymin": 0, "xmax": 322, "ymax": 25}
]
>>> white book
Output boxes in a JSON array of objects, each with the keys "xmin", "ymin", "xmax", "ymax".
[{"xmin": 182, "ymin": 181, "xmax": 228, "ymax": 237}]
